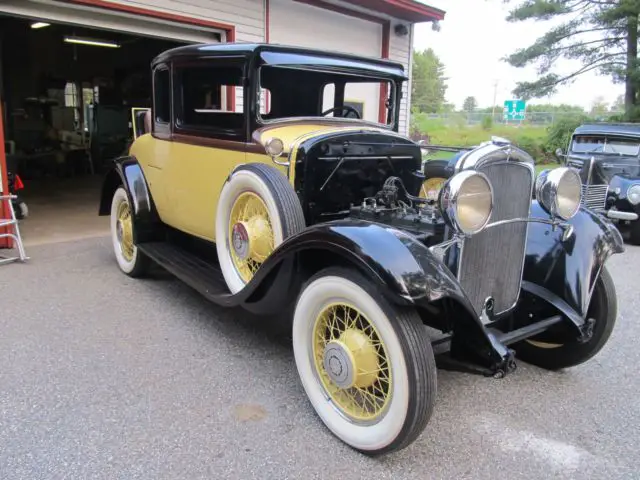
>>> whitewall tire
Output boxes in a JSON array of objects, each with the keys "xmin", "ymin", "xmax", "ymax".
[
  {"xmin": 292, "ymin": 267, "xmax": 437, "ymax": 455},
  {"xmin": 110, "ymin": 186, "xmax": 149, "ymax": 277},
  {"xmin": 215, "ymin": 163, "xmax": 305, "ymax": 294}
]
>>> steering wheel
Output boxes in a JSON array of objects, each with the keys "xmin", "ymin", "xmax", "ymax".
[{"xmin": 321, "ymin": 105, "xmax": 361, "ymax": 119}]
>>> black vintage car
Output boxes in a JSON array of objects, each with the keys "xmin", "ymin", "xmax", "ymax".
[
  {"xmin": 99, "ymin": 43, "xmax": 624, "ymax": 455},
  {"xmin": 557, "ymin": 122, "xmax": 640, "ymax": 244}
]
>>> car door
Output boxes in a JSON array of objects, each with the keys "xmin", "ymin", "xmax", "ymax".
[{"xmin": 160, "ymin": 58, "xmax": 247, "ymax": 241}]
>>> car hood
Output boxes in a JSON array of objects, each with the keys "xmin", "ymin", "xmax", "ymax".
[{"xmin": 251, "ymin": 119, "xmax": 392, "ymax": 153}]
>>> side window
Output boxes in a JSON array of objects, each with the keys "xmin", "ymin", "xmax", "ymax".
[
  {"xmin": 173, "ymin": 61, "xmax": 245, "ymax": 139},
  {"xmin": 153, "ymin": 67, "xmax": 171, "ymax": 124}
]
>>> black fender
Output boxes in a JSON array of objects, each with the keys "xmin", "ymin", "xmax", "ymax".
[
  {"xmin": 521, "ymin": 200, "xmax": 624, "ymax": 322},
  {"xmin": 608, "ymin": 174, "xmax": 640, "ymax": 215},
  {"xmin": 97, "ymin": 156, "xmax": 161, "ymax": 242},
  {"xmin": 239, "ymin": 219, "xmax": 512, "ymax": 369}
]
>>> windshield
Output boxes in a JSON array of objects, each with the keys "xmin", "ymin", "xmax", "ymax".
[
  {"xmin": 257, "ymin": 65, "xmax": 396, "ymax": 126},
  {"xmin": 570, "ymin": 135, "xmax": 640, "ymax": 156}
]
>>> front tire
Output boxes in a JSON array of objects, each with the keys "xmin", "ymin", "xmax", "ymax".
[
  {"xmin": 110, "ymin": 186, "xmax": 150, "ymax": 277},
  {"xmin": 292, "ymin": 267, "xmax": 437, "ymax": 455},
  {"xmin": 514, "ymin": 266, "xmax": 617, "ymax": 370}
]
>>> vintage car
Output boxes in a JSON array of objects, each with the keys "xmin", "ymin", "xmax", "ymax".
[
  {"xmin": 98, "ymin": 43, "xmax": 624, "ymax": 455},
  {"xmin": 556, "ymin": 122, "xmax": 640, "ymax": 244}
]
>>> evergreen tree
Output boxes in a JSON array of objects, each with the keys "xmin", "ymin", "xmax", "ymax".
[
  {"xmin": 503, "ymin": 0, "xmax": 640, "ymax": 119},
  {"xmin": 463, "ymin": 96, "xmax": 478, "ymax": 113},
  {"xmin": 411, "ymin": 48, "xmax": 448, "ymax": 113}
]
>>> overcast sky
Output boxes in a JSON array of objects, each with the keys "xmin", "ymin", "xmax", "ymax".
[{"xmin": 414, "ymin": 0, "xmax": 624, "ymax": 110}]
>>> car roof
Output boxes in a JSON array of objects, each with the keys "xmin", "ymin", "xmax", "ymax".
[
  {"xmin": 574, "ymin": 122, "xmax": 640, "ymax": 137},
  {"xmin": 152, "ymin": 42, "xmax": 407, "ymax": 79}
]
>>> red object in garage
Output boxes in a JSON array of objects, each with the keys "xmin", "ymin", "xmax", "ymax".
[{"xmin": 0, "ymin": 101, "xmax": 12, "ymax": 249}]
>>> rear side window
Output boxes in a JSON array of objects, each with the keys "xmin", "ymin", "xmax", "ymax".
[{"xmin": 153, "ymin": 67, "xmax": 171, "ymax": 124}]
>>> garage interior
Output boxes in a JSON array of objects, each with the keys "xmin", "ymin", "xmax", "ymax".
[{"xmin": 0, "ymin": 14, "xmax": 201, "ymax": 246}]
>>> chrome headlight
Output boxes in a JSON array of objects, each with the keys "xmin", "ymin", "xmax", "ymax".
[
  {"xmin": 628, "ymin": 184, "xmax": 640, "ymax": 205},
  {"xmin": 438, "ymin": 170, "xmax": 493, "ymax": 236},
  {"xmin": 535, "ymin": 167, "xmax": 582, "ymax": 220}
]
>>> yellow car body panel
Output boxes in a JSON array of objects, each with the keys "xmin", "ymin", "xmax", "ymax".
[{"xmin": 129, "ymin": 121, "xmax": 394, "ymax": 241}]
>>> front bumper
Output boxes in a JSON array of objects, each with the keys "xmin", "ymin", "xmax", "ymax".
[{"xmin": 605, "ymin": 208, "xmax": 639, "ymax": 221}]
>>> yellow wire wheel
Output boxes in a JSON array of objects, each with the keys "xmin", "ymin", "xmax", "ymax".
[
  {"xmin": 292, "ymin": 268, "xmax": 437, "ymax": 455},
  {"xmin": 215, "ymin": 164, "xmax": 306, "ymax": 294},
  {"xmin": 116, "ymin": 199, "xmax": 135, "ymax": 262},
  {"xmin": 110, "ymin": 186, "xmax": 149, "ymax": 277},
  {"xmin": 312, "ymin": 302, "xmax": 392, "ymax": 422},
  {"xmin": 228, "ymin": 191, "xmax": 276, "ymax": 284}
]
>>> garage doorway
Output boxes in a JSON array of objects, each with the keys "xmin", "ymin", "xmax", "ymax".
[{"xmin": 0, "ymin": 12, "xmax": 220, "ymax": 246}]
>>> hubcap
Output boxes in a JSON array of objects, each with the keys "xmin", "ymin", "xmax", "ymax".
[
  {"xmin": 228, "ymin": 192, "xmax": 275, "ymax": 283},
  {"xmin": 312, "ymin": 303, "xmax": 392, "ymax": 423}
]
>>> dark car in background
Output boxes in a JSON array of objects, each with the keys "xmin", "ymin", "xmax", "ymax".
[{"xmin": 557, "ymin": 122, "xmax": 640, "ymax": 244}]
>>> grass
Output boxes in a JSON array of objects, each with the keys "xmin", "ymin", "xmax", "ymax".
[{"xmin": 414, "ymin": 115, "xmax": 561, "ymax": 172}]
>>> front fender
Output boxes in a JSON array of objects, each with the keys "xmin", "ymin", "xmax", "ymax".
[
  {"xmin": 523, "ymin": 200, "xmax": 624, "ymax": 319},
  {"xmin": 242, "ymin": 219, "xmax": 512, "ymax": 370}
]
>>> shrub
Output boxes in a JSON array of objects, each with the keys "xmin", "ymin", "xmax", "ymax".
[
  {"xmin": 480, "ymin": 115, "xmax": 493, "ymax": 131},
  {"xmin": 544, "ymin": 116, "xmax": 589, "ymax": 155}
]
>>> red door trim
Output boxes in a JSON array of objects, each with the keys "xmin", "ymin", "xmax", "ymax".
[
  {"xmin": 379, "ymin": 21, "xmax": 391, "ymax": 124},
  {"xmin": 0, "ymin": 101, "xmax": 11, "ymax": 248}
]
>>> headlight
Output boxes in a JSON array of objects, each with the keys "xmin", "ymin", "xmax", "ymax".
[
  {"xmin": 535, "ymin": 167, "xmax": 582, "ymax": 220},
  {"xmin": 628, "ymin": 184, "xmax": 640, "ymax": 205},
  {"xmin": 438, "ymin": 170, "xmax": 493, "ymax": 235}
]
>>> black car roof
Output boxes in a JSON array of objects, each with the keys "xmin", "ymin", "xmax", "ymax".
[
  {"xmin": 574, "ymin": 122, "xmax": 640, "ymax": 137},
  {"xmin": 151, "ymin": 42, "xmax": 407, "ymax": 79}
]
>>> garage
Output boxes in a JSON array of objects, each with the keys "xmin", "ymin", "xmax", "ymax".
[
  {"xmin": 0, "ymin": 0, "xmax": 443, "ymax": 257},
  {"xmin": 0, "ymin": 0, "xmax": 225, "ymax": 248}
]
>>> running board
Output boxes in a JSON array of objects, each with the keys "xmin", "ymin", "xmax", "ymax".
[{"xmin": 138, "ymin": 242, "xmax": 234, "ymax": 305}]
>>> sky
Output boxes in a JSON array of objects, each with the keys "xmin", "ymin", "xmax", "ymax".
[{"xmin": 414, "ymin": 0, "xmax": 625, "ymax": 111}]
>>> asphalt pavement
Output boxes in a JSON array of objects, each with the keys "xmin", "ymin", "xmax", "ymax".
[{"xmin": 1, "ymin": 236, "xmax": 639, "ymax": 479}]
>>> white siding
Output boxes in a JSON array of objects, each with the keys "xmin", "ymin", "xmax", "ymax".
[{"xmin": 106, "ymin": 0, "xmax": 267, "ymax": 110}]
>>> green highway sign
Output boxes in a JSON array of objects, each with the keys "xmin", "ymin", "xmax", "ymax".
[{"xmin": 503, "ymin": 99, "xmax": 526, "ymax": 121}]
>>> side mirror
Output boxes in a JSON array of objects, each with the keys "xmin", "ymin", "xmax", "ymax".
[{"xmin": 555, "ymin": 147, "xmax": 567, "ymax": 164}]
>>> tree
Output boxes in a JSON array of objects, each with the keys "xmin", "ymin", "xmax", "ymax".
[
  {"xmin": 590, "ymin": 95, "xmax": 609, "ymax": 117},
  {"xmin": 502, "ymin": 1, "xmax": 640, "ymax": 120},
  {"xmin": 411, "ymin": 48, "xmax": 448, "ymax": 113},
  {"xmin": 463, "ymin": 96, "xmax": 478, "ymax": 113}
]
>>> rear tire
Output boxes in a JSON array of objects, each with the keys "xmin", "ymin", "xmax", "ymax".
[
  {"xmin": 110, "ymin": 187, "xmax": 150, "ymax": 277},
  {"xmin": 292, "ymin": 267, "xmax": 437, "ymax": 455},
  {"xmin": 514, "ymin": 267, "xmax": 617, "ymax": 370}
]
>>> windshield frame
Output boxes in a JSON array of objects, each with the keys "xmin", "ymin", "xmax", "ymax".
[
  {"xmin": 253, "ymin": 64, "xmax": 401, "ymax": 130},
  {"xmin": 569, "ymin": 133, "xmax": 640, "ymax": 156}
]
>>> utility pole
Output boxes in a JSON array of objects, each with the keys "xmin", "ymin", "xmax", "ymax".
[{"xmin": 491, "ymin": 80, "xmax": 499, "ymax": 122}]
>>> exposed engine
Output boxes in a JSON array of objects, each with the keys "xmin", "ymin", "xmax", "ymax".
[{"xmin": 349, "ymin": 176, "xmax": 446, "ymax": 246}]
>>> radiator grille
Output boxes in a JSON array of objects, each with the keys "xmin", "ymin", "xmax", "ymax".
[
  {"xmin": 457, "ymin": 162, "xmax": 533, "ymax": 317},
  {"xmin": 580, "ymin": 184, "xmax": 608, "ymax": 211}
]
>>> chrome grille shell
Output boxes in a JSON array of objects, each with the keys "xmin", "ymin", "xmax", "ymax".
[{"xmin": 453, "ymin": 142, "xmax": 535, "ymax": 317}]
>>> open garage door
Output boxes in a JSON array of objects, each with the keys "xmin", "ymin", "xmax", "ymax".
[
  {"xmin": 269, "ymin": 0, "xmax": 384, "ymax": 124},
  {"xmin": 0, "ymin": 0, "xmax": 224, "ymax": 43}
]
